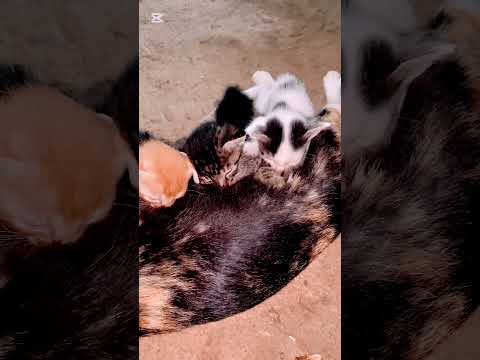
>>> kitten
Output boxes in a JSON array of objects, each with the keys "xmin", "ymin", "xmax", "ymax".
[
  {"xmin": 0, "ymin": 67, "xmax": 137, "ymax": 245},
  {"xmin": 243, "ymin": 72, "xmax": 333, "ymax": 173},
  {"xmin": 181, "ymin": 86, "xmax": 255, "ymax": 185},
  {"xmin": 139, "ymin": 139, "xmax": 199, "ymax": 208}
]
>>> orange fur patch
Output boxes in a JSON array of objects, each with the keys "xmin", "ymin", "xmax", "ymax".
[{"xmin": 139, "ymin": 140, "xmax": 196, "ymax": 207}]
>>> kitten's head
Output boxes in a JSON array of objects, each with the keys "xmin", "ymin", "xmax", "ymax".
[
  {"xmin": 139, "ymin": 140, "xmax": 198, "ymax": 207},
  {"xmin": 244, "ymin": 109, "xmax": 330, "ymax": 173}
]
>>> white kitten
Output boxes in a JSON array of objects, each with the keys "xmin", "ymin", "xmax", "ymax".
[{"xmin": 243, "ymin": 71, "xmax": 333, "ymax": 172}]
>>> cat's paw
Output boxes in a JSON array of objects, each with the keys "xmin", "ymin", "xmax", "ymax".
[
  {"xmin": 323, "ymin": 70, "xmax": 341, "ymax": 105},
  {"xmin": 252, "ymin": 70, "xmax": 274, "ymax": 86},
  {"xmin": 255, "ymin": 166, "xmax": 286, "ymax": 189}
]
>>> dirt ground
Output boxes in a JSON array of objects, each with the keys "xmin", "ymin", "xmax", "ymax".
[{"xmin": 139, "ymin": 0, "xmax": 341, "ymax": 359}]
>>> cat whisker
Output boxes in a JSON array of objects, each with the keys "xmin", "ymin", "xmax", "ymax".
[{"xmin": 186, "ymin": 189, "xmax": 208, "ymax": 196}]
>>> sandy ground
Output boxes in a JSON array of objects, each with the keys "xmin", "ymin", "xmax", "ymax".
[
  {"xmin": 140, "ymin": 0, "xmax": 341, "ymax": 359},
  {"xmin": 140, "ymin": 0, "xmax": 341, "ymax": 139}
]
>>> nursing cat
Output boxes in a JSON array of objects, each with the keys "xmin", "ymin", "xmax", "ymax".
[{"xmin": 139, "ymin": 78, "xmax": 341, "ymax": 335}]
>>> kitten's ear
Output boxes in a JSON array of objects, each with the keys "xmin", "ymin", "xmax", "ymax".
[
  {"xmin": 221, "ymin": 136, "xmax": 245, "ymax": 155},
  {"xmin": 190, "ymin": 166, "xmax": 199, "ymax": 184},
  {"xmin": 96, "ymin": 113, "xmax": 113, "ymax": 124},
  {"xmin": 387, "ymin": 42, "xmax": 455, "ymax": 123},
  {"xmin": 243, "ymin": 85, "xmax": 261, "ymax": 99},
  {"xmin": 302, "ymin": 122, "xmax": 332, "ymax": 143},
  {"xmin": 179, "ymin": 152, "xmax": 200, "ymax": 184},
  {"xmin": 253, "ymin": 133, "xmax": 272, "ymax": 155},
  {"xmin": 243, "ymin": 132, "xmax": 271, "ymax": 156},
  {"xmin": 139, "ymin": 169, "xmax": 163, "ymax": 203},
  {"xmin": 251, "ymin": 133, "xmax": 271, "ymax": 146}
]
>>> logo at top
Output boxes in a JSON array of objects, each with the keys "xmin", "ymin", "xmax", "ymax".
[{"xmin": 151, "ymin": 13, "xmax": 165, "ymax": 23}]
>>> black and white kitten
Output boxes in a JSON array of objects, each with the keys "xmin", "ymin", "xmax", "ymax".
[{"xmin": 243, "ymin": 71, "xmax": 337, "ymax": 173}]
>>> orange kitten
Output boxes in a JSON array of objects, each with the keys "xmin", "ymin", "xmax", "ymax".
[
  {"xmin": 139, "ymin": 140, "xmax": 198, "ymax": 208},
  {"xmin": 0, "ymin": 85, "xmax": 138, "ymax": 245}
]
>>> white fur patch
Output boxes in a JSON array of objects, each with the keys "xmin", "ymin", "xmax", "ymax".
[
  {"xmin": 246, "ymin": 71, "xmax": 315, "ymax": 118},
  {"xmin": 244, "ymin": 71, "xmax": 328, "ymax": 172},
  {"xmin": 246, "ymin": 109, "xmax": 318, "ymax": 172},
  {"xmin": 323, "ymin": 70, "xmax": 341, "ymax": 113}
]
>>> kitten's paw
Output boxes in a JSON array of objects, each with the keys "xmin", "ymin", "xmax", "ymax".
[
  {"xmin": 255, "ymin": 166, "xmax": 286, "ymax": 189},
  {"xmin": 252, "ymin": 71, "xmax": 274, "ymax": 86},
  {"xmin": 323, "ymin": 70, "xmax": 341, "ymax": 105}
]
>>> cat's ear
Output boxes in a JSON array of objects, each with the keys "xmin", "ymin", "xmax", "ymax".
[
  {"xmin": 139, "ymin": 168, "xmax": 163, "ymax": 203},
  {"xmin": 190, "ymin": 166, "xmax": 199, "ymax": 184},
  {"xmin": 221, "ymin": 136, "xmax": 245, "ymax": 155},
  {"xmin": 243, "ymin": 132, "xmax": 270, "ymax": 156},
  {"xmin": 252, "ymin": 133, "xmax": 272, "ymax": 155},
  {"xmin": 0, "ymin": 158, "xmax": 47, "ymax": 239},
  {"xmin": 179, "ymin": 152, "xmax": 200, "ymax": 184},
  {"xmin": 386, "ymin": 42, "xmax": 455, "ymax": 124},
  {"xmin": 243, "ymin": 85, "xmax": 261, "ymax": 99},
  {"xmin": 96, "ymin": 113, "xmax": 113, "ymax": 124},
  {"xmin": 302, "ymin": 122, "xmax": 332, "ymax": 143}
]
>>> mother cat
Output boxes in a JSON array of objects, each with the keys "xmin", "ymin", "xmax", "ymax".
[{"xmin": 139, "ymin": 85, "xmax": 341, "ymax": 334}]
